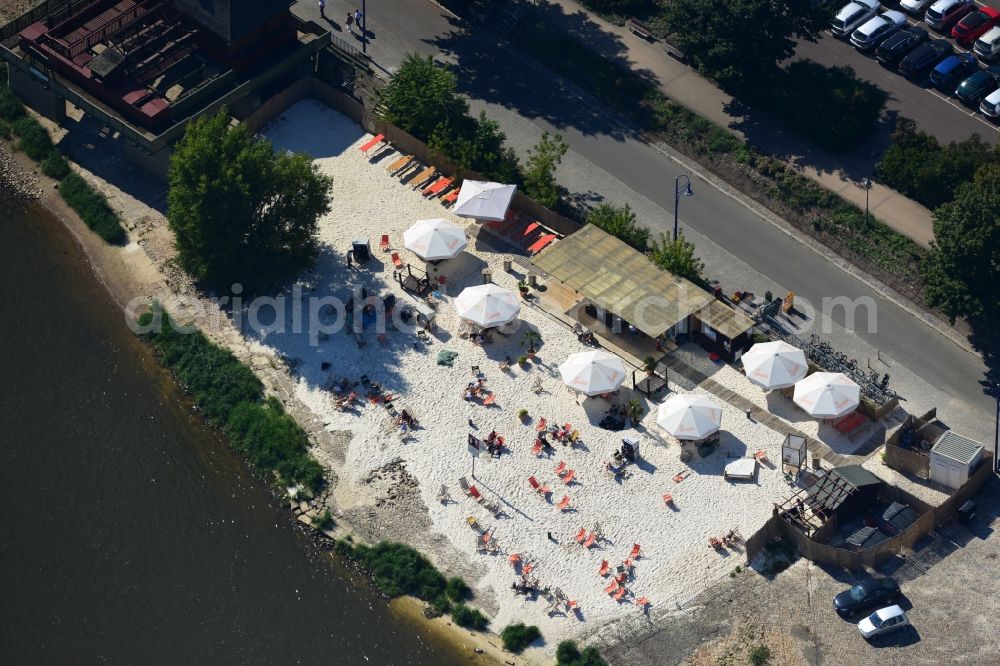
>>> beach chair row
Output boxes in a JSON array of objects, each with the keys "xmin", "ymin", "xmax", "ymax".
[{"xmin": 361, "ymin": 133, "xmax": 461, "ymax": 206}]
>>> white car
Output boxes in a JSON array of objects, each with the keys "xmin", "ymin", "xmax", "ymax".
[
  {"xmin": 979, "ymin": 87, "xmax": 1000, "ymax": 117},
  {"xmin": 851, "ymin": 10, "xmax": 908, "ymax": 51},
  {"xmin": 899, "ymin": 0, "xmax": 935, "ymax": 15},
  {"xmin": 925, "ymin": 0, "xmax": 974, "ymax": 30},
  {"xmin": 857, "ymin": 605, "xmax": 910, "ymax": 640},
  {"xmin": 832, "ymin": 0, "xmax": 881, "ymax": 38}
]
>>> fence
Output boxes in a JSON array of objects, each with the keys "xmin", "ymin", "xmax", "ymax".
[{"xmin": 745, "ymin": 452, "xmax": 994, "ymax": 570}]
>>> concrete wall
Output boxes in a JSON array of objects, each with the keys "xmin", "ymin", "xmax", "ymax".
[{"xmin": 7, "ymin": 63, "xmax": 65, "ymax": 124}]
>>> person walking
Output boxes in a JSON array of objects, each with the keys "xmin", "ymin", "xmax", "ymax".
[
  {"xmin": 318, "ymin": 0, "xmax": 325, "ymax": 18},
  {"xmin": 354, "ymin": 8, "xmax": 363, "ymax": 28},
  {"xmin": 345, "ymin": 11, "xmax": 354, "ymax": 34}
]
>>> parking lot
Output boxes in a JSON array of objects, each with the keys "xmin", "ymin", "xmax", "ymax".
[{"xmin": 798, "ymin": 0, "xmax": 1000, "ymax": 145}]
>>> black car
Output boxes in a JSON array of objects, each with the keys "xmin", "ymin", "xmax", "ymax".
[
  {"xmin": 955, "ymin": 65, "xmax": 1000, "ymax": 105},
  {"xmin": 833, "ymin": 578, "xmax": 901, "ymax": 617},
  {"xmin": 877, "ymin": 26, "xmax": 929, "ymax": 67},
  {"xmin": 899, "ymin": 40, "xmax": 953, "ymax": 80}
]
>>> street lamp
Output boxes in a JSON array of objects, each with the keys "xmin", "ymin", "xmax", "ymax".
[
  {"xmin": 673, "ymin": 174, "xmax": 693, "ymax": 241},
  {"xmin": 864, "ymin": 178, "xmax": 872, "ymax": 226}
]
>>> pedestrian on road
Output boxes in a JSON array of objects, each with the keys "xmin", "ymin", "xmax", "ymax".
[
  {"xmin": 354, "ymin": 8, "xmax": 363, "ymax": 27},
  {"xmin": 547, "ymin": 531, "xmax": 554, "ymax": 541},
  {"xmin": 318, "ymin": 0, "xmax": 325, "ymax": 18},
  {"xmin": 345, "ymin": 12, "xmax": 354, "ymax": 33}
]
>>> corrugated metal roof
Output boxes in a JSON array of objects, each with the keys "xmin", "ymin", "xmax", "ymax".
[
  {"xmin": 931, "ymin": 431, "xmax": 983, "ymax": 464},
  {"xmin": 697, "ymin": 299, "xmax": 756, "ymax": 340},
  {"xmin": 531, "ymin": 225, "xmax": 713, "ymax": 337}
]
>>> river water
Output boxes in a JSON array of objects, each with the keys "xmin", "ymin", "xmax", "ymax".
[{"xmin": 0, "ymin": 193, "xmax": 466, "ymax": 665}]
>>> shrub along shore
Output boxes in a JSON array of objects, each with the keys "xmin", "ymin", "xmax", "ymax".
[{"xmin": 0, "ymin": 63, "xmax": 126, "ymax": 244}]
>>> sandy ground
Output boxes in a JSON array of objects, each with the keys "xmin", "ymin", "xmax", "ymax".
[{"xmin": 248, "ymin": 100, "xmax": 814, "ymax": 659}]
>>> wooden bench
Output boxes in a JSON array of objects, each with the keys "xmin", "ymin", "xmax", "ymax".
[
  {"xmin": 664, "ymin": 41, "xmax": 687, "ymax": 63},
  {"xmin": 625, "ymin": 18, "xmax": 655, "ymax": 41}
]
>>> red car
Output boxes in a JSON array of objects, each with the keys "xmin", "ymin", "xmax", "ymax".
[{"xmin": 952, "ymin": 6, "xmax": 1000, "ymax": 43}]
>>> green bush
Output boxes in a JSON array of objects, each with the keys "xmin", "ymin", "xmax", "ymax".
[
  {"xmin": 58, "ymin": 172, "xmax": 127, "ymax": 244},
  {"xmin": 748, "ymin": 644, "xmax": 771, "ymax": 665},
  {"xmin": 500, "ymin": 623, "xmax": 540, "ymax": 653},
  {"xmin": 445, "ymin": 576, "xmax": 470, "ymax": 602},
  {"xmin": 0, "ymin": 120, "xmax": 9, "ymax": 140},
  {"xmin": 313, "ymin": 509, "xmax": 333, "ymax": 530},
  {"xmin": 586, "ymin": 203, "xmax": 649, "ymax": 250},
  {"xmin": 12, "ymin": 115, "xmax": 54, "ymax": 160},
  {"xmin": 430, "ymin": 594, "xmax": 452, "ymax": 615},
  {"xmin": 41, "ymin": 152, "xmax": 70, "ymax": 179},
  {"xmin": 139, "ymin": 307, "xmax": 323, "ymax": 490},
  {"xmin": 877, "ymin": 118, "xmax": 997, "ymax": 210},
  {"xmin": 450, "ymin": 603, "xmax": 489, "ymax": 630},
  {"xmin": 336, "ymin": 541, "xmax": 449, "ymax": 601},
  {"xmin": 0, "ymin": 87, "xmax": 24, "ymax": 121},
  {"xmin": 556, "ymin": 640, "xmax": 607, "ymax": 665}
]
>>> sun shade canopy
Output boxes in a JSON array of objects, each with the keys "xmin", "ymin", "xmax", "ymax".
[
  {"xmin": 453, "ymin": 181, "xmax": 517, "ymax": 221},
  {"xmin": 454, "ymin": 284, "xmax": 520, "ymax": 328},
  {"xmin": 532, "ymin": 225, "xmax": 714, "ymax": 337},
  {"xmin": 558, "ymin": 350, "xmax": 628, "ymax": 396},
  {"xmin": 403, "ymin": 218, "xmax": 467, "ymax": 261}
]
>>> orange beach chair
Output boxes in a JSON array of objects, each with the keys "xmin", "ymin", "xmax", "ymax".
[{"xmin": 359, "ymin": 133, "xmax": 385, "ymax": 156}]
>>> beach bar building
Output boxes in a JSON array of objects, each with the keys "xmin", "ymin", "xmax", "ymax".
[{"xmin": 531, "ymin": 225, "xmax": 754, "ymax": 362}]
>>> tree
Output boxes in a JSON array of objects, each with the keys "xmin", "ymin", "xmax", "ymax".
[
  {"xmin": 167, "ymin": 110, "xmax": 331, "ymax": 290},
  {"xmin": 430, "ymin": 111, "xmax": 522, "ymax": 183},
  {"xmin": 586, "ymin": 203, "xmax": 650, "ymax": 251},
  {"xmin": 922, "ymin": 165, "xmax": 1000, "ymax": 324},
  {"xmin": 877, "ymin": 119, "xmax": 997, "ymax": 209},
  {"xmin": 661, "ymin": 0, "xmax": 827, "ymax": 89},
  {"xmin": 523, "ymin": 131, "xmax": 568, "ymax": 209},
  {"xmin": 650, "ymin": 233, "xmax": 705, "ymax": 284},
  {"xmin": 376, "ymin": 54, "xmax": 468, "ymax": 140}
]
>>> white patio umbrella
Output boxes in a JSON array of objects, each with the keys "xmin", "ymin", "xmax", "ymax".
[
  {"xmin": 793, "ymin": 372, "xmax": 860, "ymax": 419},
  {"xmin": 453, "ymin": 180, "xmax": 517, "ymax": 222},
  {"xmin": 657, "ymin": 394, "xmax": 723, "ymax": 440},
  {"xmin": 741, "ymin": 340, "xmax": 808, "ymax": 390},
  {"xmin": 454, "ymin": 284, "xmax": 520, "ymax": 328},
  {"xmin": 558, "ymin": 350, "xmax": 627, "ymax": 396},
  {"xmin": 403, "ymin": 218, "xmax": 467, "ymax": 261}
]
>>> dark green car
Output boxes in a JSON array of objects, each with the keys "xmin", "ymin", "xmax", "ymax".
[{"xmin": 956, "ymin": 65, "xmax": 1000, "ymax": 106}]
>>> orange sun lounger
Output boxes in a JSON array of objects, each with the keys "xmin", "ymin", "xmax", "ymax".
[
  {"xmin": 535, "ymin": 418, "xmax": 548, "ymax": 432},
  {"xmin": 386, "ymin": 154, "xmax": 414, "ymax": 174},
  {"xmin": 630, "ymin": 543, "xmax": 641, "ymax": 559},
  {"xmin": 379, "ymin": 234, "xmax": 390, "ymax": 251},
  {"xmin": 531, "ymin": 440, "xmax": 544, "ymax": 456},
  {"xmin": 557, "ymin": 495, "xmax": 571, "ymax": 511},
  {"xmin": 422, "ymin": 176, "xmax": 453, "ymax": 197},
  {"xmin": 527, "ymin": 233, "xmax": 557, "ymax": 255},
  {"xmin": 391, "ymin": 252, "xmax": 403, "ymax": 268},
  {"xmin": 441, "ymin": 188, "xmax": 460, "ymax": 205},
  {"xmin": 583, "ymin": 532, "xmax": 597, "ymax": 548},
  {"xmin": 554, "ymin": 461, "xmax": 567, "ymax": 475},
  {"xmin": 604, "ymin": 580, "xmax": 618, "ymax": 594},
  {"xmin": 598, "ymin": 560, "xmax": 610, "ymax": 577},
  {"xmin": 409, "ymin": 165, "xmax": 437, "ymax": 188},
  {"xmin": 359, "ymin": 133, "xmax": 385, "ymax": 156},
  {"xmin": 561, "ymin": 470, "xmax": 575, "ymax": 485}
]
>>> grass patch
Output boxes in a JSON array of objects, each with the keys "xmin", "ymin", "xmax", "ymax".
[
  {"xmin": 139, "ymin": 305, "xmax": 323, "ymax": 490},
  {"xmin": 500, "ymin": 623, "xmax": 540, "ymax": 653},
  {"xmin": 748, "ymin": 644, "xmax": 771, "ymax": 665},
  {"xmin": 445, "ymin": 576, "xmax": 470, "ymax": 602},
  {"xmin": 58, "ymin": 172, "xmax": 127, "ymax": 244},
  {"xmin": 512, "ymin": 16, "xmax": 925, "ymax": 294}
]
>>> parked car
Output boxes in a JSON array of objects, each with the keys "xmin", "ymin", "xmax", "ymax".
[
  {"xmin": 900, "ymin": 39, "xmax": 953, "ymax": 79},
  {"xmin": 979, "ymin": 87, "xmax": 1000, "ymax": 117},
  {"xmin": 877, "ymin": 26, "xmax": 930, "ymax": 66},
  {"xmin": 833, "ymin": 579, "xmax": 901, "ymax": 617},
  {"xmin": 951, "ymin": 7, "xmax": 1000, "ymax": 44},
  {"xmin": 875, "ymin": 26, "xmax": 930, "ymax": 67},
  {"xmin": 832, "ymin": 0, "xmax": 882, "ymax": 38},
  {"xmin": 929, "ymin": 52, "xmax": 979, "ymax": 91},
  {"xmin": 852, "ymin": 11, "xmax": 908, "ymax": 51},
  {"xmin": 900, "ymin": 0, "xmax": 935, "ymax": 15},
  {"xmin": 925, "ymin": 0, "xmax": 975, "ymax": 31},
  {"xmin": 955, "ymin": 65, "xmax": 1000, "ymax": 105},
  {"xmin": 974, "ymin": 26, "xmax": 1000, "ymax": 61},
  {"xmin": 857, "ymin": 605, "xmax": 910, "ymax": 640}
]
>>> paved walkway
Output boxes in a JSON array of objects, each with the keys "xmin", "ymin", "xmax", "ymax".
[{"xmin": 536, "ymin": 0, "xmax": 936, "ymax": 248}]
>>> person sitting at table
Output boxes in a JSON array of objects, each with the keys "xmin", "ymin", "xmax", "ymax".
[{"xmin": 487, "ymin": 430, "xmax": 498, "ymax": 443}]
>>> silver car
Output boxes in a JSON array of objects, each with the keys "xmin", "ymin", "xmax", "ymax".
[
  {"xmin": 832, "ymin": 0, "xmax": 882, "ymax": 38},
  {"xmin": 857, "ymin": 605, "xmax": 910, "ymax": 640},
  {"xmin": 851, "ymin": 10, "xmax": 908, "ymax": 51}
]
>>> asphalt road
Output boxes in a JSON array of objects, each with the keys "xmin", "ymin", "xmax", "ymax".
[
  {"xmin": 798, "ymin": 13, "xmax": 1000, "ymax": 146},
  {"xmin": 298, "ymin": 0, "xmax": 996, "ymax": 423}
]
